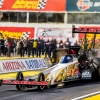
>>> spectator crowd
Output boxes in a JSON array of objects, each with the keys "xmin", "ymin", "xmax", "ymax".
[{"xmin": 0, "ymin": 37, "xmax": 81, "ymax": 58}]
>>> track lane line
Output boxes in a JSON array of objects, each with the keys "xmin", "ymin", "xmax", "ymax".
[
  {"xmin": 83, "ymin": 94, "xmax": 100, "ymax": 100},
  {"xmin": 71, "ymin": 91, "xmax": 100, "ymax": 100}
]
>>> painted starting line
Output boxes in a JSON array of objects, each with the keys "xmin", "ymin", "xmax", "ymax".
[{"xmin": 72, "ymin": 91, "xmax": 100, "ymax": 100}]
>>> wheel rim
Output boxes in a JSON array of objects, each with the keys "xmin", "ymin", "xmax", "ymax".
[{"xmin": 21, "ymin": 85, "xmax": 27, "ymax": 91}]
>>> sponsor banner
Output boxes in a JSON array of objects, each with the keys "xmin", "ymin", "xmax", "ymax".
[
  {"xmin": 36, "ymin": 28, "xmax": 79, "ymax": 44},
  {"xmin": 0, "ymin": 0, "xmax": 65, "ymax": 11},
  {"xmin": 66, "ymin": 0, "xmax": 100, "ymax": 11},
  {"xmin": 0, "ymin": 27, "xmax": 34, "ymax": 39},
  {"xmin": 0, "ymin": 58, "xmax": 48, "ymax": 74}
]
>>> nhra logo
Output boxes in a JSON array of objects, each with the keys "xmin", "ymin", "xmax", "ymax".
[{"xmin": 76, "ymin": 0, "xmax": 93, "ymax": 11}]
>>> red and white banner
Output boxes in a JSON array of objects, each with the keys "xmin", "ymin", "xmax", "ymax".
[
  {"xmin": 0, "ymin": 27, "xmax": 34, "ymax": 39},
  {"xmin": 0, "ymin": 58, "xmax": 50, "ymax": 74}
]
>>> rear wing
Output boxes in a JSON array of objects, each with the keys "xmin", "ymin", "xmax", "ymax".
[
  {"xmin": 72, "ymin": 25, "xmax": 100, "ymax": 50},
  {"xmin": 72, "ymin": 25, "xmax": 100, "ymax": 34}
]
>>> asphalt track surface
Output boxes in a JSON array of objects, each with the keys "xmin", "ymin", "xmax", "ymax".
[{"xmin": 0, "ymin": 80, "xmax": 100, "ymax": 100}]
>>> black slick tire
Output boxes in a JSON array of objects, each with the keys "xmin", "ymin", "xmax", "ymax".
[
  {"xmin": 37, "ymin": 73, "xmax": 45, "ymax": 91},
  {"xmin": 16, "ymin": 72, "xmax": 24, "ymax": 90}
]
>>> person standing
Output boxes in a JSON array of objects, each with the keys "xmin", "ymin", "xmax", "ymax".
[
  {"xmin": 44, "ymin": 39, "xmax": 50, "ymax": 57},
  {"xmin": 32, "ymin": 39, "xmax": 37, "ymax": 57},
  {"xmin": 16, "ymin": 39, "xmax": 20, "ymax": 55},
  {"xmin": 41, "ymin": 38, "xmax": 45, "ymax": 55},
  {"xmin": 4, "ymin": 39, "xmax": 8, "ymax": 56},
  {"xmin": 64, "ymin": 38, "xmax": 71, "ymax": 48},
  {"xmin": 12, "ymin": 39, "xmax": 16, "ymax": 56},
  {"xmin": 24, "ymin": 38, "xmax": 28, "ymax": 54},
  {"xmin": 74, "ymin": 40, "xmax": 80, "ymax": 46},
  {"xmin": 7, "ymin": 38, "xmax": 12, "ymax": 57},
  {"xmin": 27, "ymin": 39, "xmax": 33, "ymax": 57},
  {"xmin": 36, "ymin": 38, "xmax": 42, "ymax": 57},
  {"xmin": 51, "ymin": 38, "xmax": 57, "ymax": 59},
  {"xmin": 49, "ymin": 39, "xmax": 57, "ymax": 58},
  {"xmin": 19, "ymin": 39, "xmax": 24, "ymax": 57},
  {"xmin": 59, "ymin": 40, "xmax": 64, "ymax": 48}
]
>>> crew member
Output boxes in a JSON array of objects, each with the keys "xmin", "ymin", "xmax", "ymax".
[
  {"xmin": 64, "ymin": 38, "xmax": 71, "ymax": 48},
  {"xmin": 19, "ymin": 39, "xmax": 25, "ymax": 57},
  {"xmin": 36, "ymin": 38, "xmax": 42, "ymax": 57},
  {"xmin": 32, "ymin": 39, "xmax": 37, "ymax": 57},
  {"xmin": 49, "ymin": 39, "xmax": 57, "ymax": 57},
  {"xmin": 45, "ymin": 39, "xmax": 50, "ymax": 57},
  {"xmin": 27, "ymin": 39, "xmax": 33, "ymax": 57},
  {"xmin": 7, "ymin": 38, "xmax": 12, "ymax": 57},
  {"xmin": 59, "ymin": 40, "xmax": 64, "ymax": 48},
  {"xmin": 41, "ymin": 38, "xmax": 45, "ymax": 55}
]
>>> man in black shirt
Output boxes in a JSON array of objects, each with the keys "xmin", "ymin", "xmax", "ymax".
[
  {"xmin": 36, "ymin": 38, "xmax": 42, "ymax": 57},
  {"xmin": 64, "ymin": 38, "xmax": 71, "ymax": 48},
  {"xmin": 27, "ymin": 39, "xmax": 33, "ymax": 57},
  {"xmin": 41, "ymin": 38, "xmax": 45, "ymax": 55},
  {"xmin": 19, "ymin": 39, "xmax": 24, "ymax": 57}
]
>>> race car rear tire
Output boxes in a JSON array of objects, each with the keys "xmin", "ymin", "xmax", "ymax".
[
  {"xmin": 37, "ymin": 73, "xmax": 45, "ymax": 91},
  {"xmin": 97, "ymin": 65, "xmax": 100, "ymax": 80},
  {"xmin": 91, "ymin": 58, "xmax": 100, "ymax": 80},
  {"xmin": 16, "ymin": 71, "xmax": 24, "ymax": 90}
]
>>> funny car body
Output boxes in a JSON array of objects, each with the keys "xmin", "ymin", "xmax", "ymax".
[
  {"xmin": 0, "ymin": 51, "xmax": 100, "ymax": 91},
  {"xmin": 0, "ymin": 54, "xmax": 80, "ymax": 91}
]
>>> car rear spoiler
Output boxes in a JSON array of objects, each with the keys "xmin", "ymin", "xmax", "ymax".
[
  {"xmin": 72, "ymin": 25, "xmax": 100, "ymax": 34},
  {"xmin": 72, "ymin": 25, "xmax": 99, "ymax": 49}
]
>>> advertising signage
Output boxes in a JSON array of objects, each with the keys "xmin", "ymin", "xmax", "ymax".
[
  {"xmin": 0, "ymin": 0, "xmax": 66, "ymax": 12},
  {"xmin": 0, "ymin": 27, "xmax": 34, "ymax": 39},
  {"xmin": 66, "ymin": 0, "xmax": 100, "ymax": 12}
]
